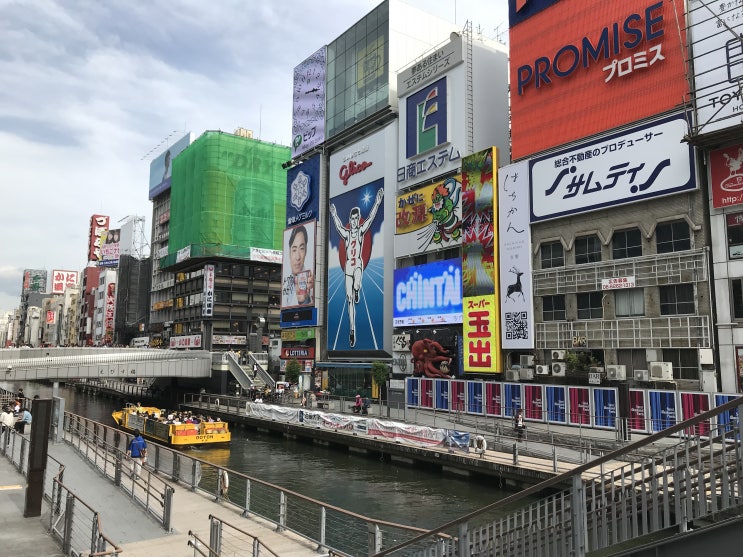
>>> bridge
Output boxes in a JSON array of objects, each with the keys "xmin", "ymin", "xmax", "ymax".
[{"xmin": 0, "ymin": 347, "xmax": 274, "ymax": 392}]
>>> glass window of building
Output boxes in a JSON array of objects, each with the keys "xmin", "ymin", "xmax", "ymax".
[
  {"xmin": 659, "ymin": 284, "xmax": 695, "ymax": 315},
  {"xmin": 727, "ymin": 213, "xmax": 743, "ymax": 259},
  {"xmin": 656, "ymin": 221, "xmax": 690, "ymax": 253},
  {"xmin": 577, "ymin": 292, "xmax": 603, "ymax": 319},
  {"xmin": 542, "ymin": 295, "xmax": 566, "ymax": 321},
  {"xmin": 615, "ymin": 288, "xmax": 644, "ymax": 317},
  {"xmin": 540, "ymin": 241, "xmax": 564, "ymax": 269},
  {"xmin": 732, "ymin": 278, "xmax": 743, "ymax": 319},
  {"xmin": 575, "ymin": 235, "xmax": 601, "ymax": 264},
  {"xmin": 612, "ymin": 228, "xmax": 642, "ymax": 259},
  {"xmin": 662, "ymin": 348, "xmax": 698, "ymax": 380}
]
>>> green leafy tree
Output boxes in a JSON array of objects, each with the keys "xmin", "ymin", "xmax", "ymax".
[
  {"xmin": 285, "ymin": 358, "xmax": 301, "ymax": 385},
  {"xmin": 371, "ymin": 361, "xmax": 389, "ymax": 412}
]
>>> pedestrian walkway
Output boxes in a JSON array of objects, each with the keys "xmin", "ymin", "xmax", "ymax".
[{"xmin": 1, "ymin": 439, "xmax": 323, "ymax": 557}]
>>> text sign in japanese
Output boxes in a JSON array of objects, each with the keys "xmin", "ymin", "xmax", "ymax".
[
  {"xmin": 601, "ymin": 276, "xmax": 636, "ymax": 290},
  {"xmin": 530, "ymin": 112, "xmax": 695, "ymax": 222},
  {"xmin": 202, "ymin": 264, "xmax": 215, "ymax": 317},
  {"xmin": 463, "ymin": 294, "xmax": 499, "ymax": 373}
]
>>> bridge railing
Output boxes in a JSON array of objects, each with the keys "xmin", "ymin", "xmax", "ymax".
[
  {"xmin": 372, "ymin": 395, "xmax": 743, "ymax": 556},
  {"xmin": 0, "ymin": 427, "xmax": 122, "ymax": 556},
  {"xmin": 61, "ymin": 411, "xmax": 427, "ymax": 556}
]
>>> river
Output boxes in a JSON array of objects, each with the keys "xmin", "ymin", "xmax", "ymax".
[{"xmin": 3, "ymin": 381, "xmax": 531, "ymax": 530}]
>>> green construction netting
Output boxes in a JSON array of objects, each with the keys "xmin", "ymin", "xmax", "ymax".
[{"xmin": 166, "ymin": 131, "xmax": 289, "ymax": 268}]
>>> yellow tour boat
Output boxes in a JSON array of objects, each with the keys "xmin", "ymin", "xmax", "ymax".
[{"xmin": 112, "ymin": 403, "xmax": 231, "ymax": 447}]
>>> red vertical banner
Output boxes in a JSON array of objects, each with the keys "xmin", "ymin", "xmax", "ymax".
[
  {"xmin": 420, "ymin": 378, "xmax": 433, "ymax": 408},
  {"xmin": 568, "ymin": 386, "xmax": 591, "ymax": 425},
  {"xmin": 485, "ymin": 382, "xmax": 501, "ymax": 416},
  {"xmin": 461, "ymin": 147, "xmax": 501, "ymax": 373},
  {"xmin": 629, "ymin": 390, "xmax": 648, "ymax": 432},
  {"xmin": 451, "ymin": 380, "xmax": 466, "ymax": 412},
  {"xmin": 524, "ymin": 384, "xmax": 544, "ymax": 421},
  {"xmin": 680, "ymin": 392, "xmax": 710, "ymax": 436}
]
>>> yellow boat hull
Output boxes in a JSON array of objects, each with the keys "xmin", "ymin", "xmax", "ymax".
[{"xmin": 112, "ymin": 406, "xmax": 231, "ymax": 447}]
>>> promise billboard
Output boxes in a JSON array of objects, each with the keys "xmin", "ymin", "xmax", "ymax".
[{"xmin": 509, "ymin": 0, "xmax": 688, "ymax": 160}]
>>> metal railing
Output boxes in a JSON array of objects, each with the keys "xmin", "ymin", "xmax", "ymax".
[
  {"xmin": 373, "ymin": 395, "xmax": 743, "ymax": 556},
  {"xmin": 0, "ymin": 427, "xmax": 122, "ymax": 556},
  {"xmin": 187, "ymin": 515, "xmax": 283, "ymax": 557},
  {"xmin": 63, "ymin": 411, "xmax": 425, "ymax": 557}
]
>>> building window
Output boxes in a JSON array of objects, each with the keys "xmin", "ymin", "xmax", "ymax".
[
  {"xmin": 656, "ymin": 221, "xmax": 691, "ymax": 253},
  {"xmin": 727, "ymin": 213, "xmax": 743, "ymax": 259},
  {"xmin": 732, "ymin": 279, "xmax": 743, "ymax": 319},
  {"xmin": 543, "ymin": 295, "xmax": 566, "ymax": 321},
  {"xmin": 659, "ymin": 284, "xmax": 695, "ymax": 315},
  {"xmin": 662, "ymin": 349, "xmax": 698, "ymax": 380},
  {"xmin": 540, "ymin": 241, "xmax": 564, "ymax": 269},
  {"xmin": 612, "ymin": 228, "xmax": 642, "ymax": 259},
  {"xmin": 577, "ymin": 292, "xmax": 603, "ymax": 319},
  {"xmin": 575, "ymin": 235, "xmax": 601, "ymax": 265},
  {"xmin": 615, "ymin": 288, "xmax": 644, "ymax": 317}
]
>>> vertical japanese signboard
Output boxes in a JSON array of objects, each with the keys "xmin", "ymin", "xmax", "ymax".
[
  {"xmin": 202, "ymin": 264, "xmax": 215, "ymax": 317},
  {"xmin": 461, "ymin": 147, "xmax": 501, "ymax": 372}
]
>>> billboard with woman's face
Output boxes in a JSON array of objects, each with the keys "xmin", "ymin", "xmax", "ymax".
[{"xmin": 282, "ymin": 221, "xmax": 316, "ymax": 310}]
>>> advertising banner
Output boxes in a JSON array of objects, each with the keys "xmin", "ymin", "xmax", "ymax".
[
  {"xmin": 282, "ymin": 221, "xmax": 316, "ymax": 311},
  {"xmin": 680, "ymin": 392, "xmax": 710, "ymax": 436},
  {"xmin": 149, "ymin": 132, "xmax": 192, "ymax": 200},
  {"xmin": 498, "ymin": 160, "xmax": 533, "ymax": 349},
  {"xmin": 327, "ymin": 179, "xmax": 385, "ymax": 351},
  {"xmin": 286, "ymin": 155, "xmax": 321, "ymax": 226},
  {"xmin": 524, "ymin": 384, "xmax": 544, "ymax": 421},
  {"xmin": 463, "ymin": 295, "xmax": 499, "ymax": 373},
  {"xmin": 715, "ymin": 394, "xmax": 741, "ymax": 437},
  {"xmin": 406, "ymin": 377, "xmax": 419, "ymax": 407},
  {"xmin": 545, "ymin": 385, "xmax": 566, "ymax": 424},
  {"xmin": 212, "ymin": 335, "xmax": 246, "ymax": 345},
  {"xmin": 503, "ymin": 383, "xmax": 522, "ymax": 417},
  {"xmin": 710, "ymin": 144, "xmax": 743, "ymax": 209},
  {"xmin": 629, "ymin": 390, "xmax": 648, "ymax": 432},
  {"xmin": 22, "ymin": 269, "xmax": 47, "ymax": 294},
  {"xmin": 485, "ymin": 382, "xmax": 502, "ymax": 416},
  {"xmin": 688, "ymin": 0, "xmax": 743, "ymax": 137},
  {"xmin": 530, "ymin": 112, "xmax": 695, "ymax": 222},
  {"xmin": 88, "ymin": 214, "xmax": 109, "ymax": 263},
  {"xmin": 451, "ymin": 380, "xmax": 465, "ymax": 412},
  {"xmin": 46, "ymin": 310, "xmax": 55, "ymax": 325},
  {"xmin": 467, "ymin": 381, "xmax": 483, "ymax": 414},
  {"xmin": 648, "ymin": 390, "xmax": 677, "ymax": 432},
  {"xmin": 169, "ymin": 334, "xmax": 203, "ymax": 349},
  {"xmin": 509, "ymin": 0, "xmax": 688, "ymax": 159},
  {"xmin": 420, "ymin": 378, "xmax": 433, "ymax": 408},
  {"xmin": 568, "ymin": 386, "xmax": 591, "ymax": 425},
  {"xmin": 100, "ymin": 228, "xmax": 120, "ymax": 267},
  {"xmin": 395, "ymin": 176, "xmax": 462, "ymax": 257},
  {"xmin": 393, "ymin": 259, "xmax": 462, "ymax": 326},
  {"xmin": 435, "ymin": 379, "xmax": 450, "ymax": 410},
  {"xmin": 202, "ymin": 264, "xmax": 215, "ymax": 317},
  {"xmin": 51, "ymin": 270, "xmax": 78, "ymax": 294},
  {"xmin": 593, "ymin": 388, "xmax": 617, "ymax": 428},
  {"xmin": 291, "ymin": 47, "xmax": 326, "ymax": 158},
  {"xmin": 105, "ymin": 283, "xmax": 115, "ymax": 342}
]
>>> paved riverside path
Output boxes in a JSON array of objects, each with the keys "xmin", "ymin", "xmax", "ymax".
[{"xmin": 0, "ymin": 440, "xmax": 321, "ymax": 557}]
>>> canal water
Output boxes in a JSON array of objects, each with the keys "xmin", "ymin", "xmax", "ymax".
[{"xmin": 4, "ymin": 381, "xmax": 533, "ymax": 530}]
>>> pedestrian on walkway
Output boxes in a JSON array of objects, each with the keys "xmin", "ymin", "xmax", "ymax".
[
  {"xmin": 14, "ymin": 406, "xmax": 31, "ymax": 433},
  {"xmin": 126, "ymin": 429, "xmax": 147, "ymax": 478},
  {"xmin": 0, "ymin": 406, "xmax": 14, "ymax": 443},
  {"xmin": 514, "ymin": 408, "xmax": 525, "ymax": 441}
]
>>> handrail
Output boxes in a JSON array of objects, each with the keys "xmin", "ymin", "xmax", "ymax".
[
  {"xmin": 372, "ymin": 394, "xmax": 743, "ymax": 555},
  {"xmin": 205, "ymin": 514, "xmax": 282, "ymax": 557}
]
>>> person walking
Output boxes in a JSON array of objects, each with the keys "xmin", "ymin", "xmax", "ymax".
[
  {"xmin": 126, "ymin": 429, "xmax": 147, "ymax": 478},
  {"xmin": 0, "ymin": 406, "xmax": 15, "ymax": 443},
  {"xmin": 514, "ymin": 408, "xmax": 525, "ymax": 441}
]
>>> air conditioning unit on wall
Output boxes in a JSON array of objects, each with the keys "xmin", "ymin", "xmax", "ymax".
[
  {"xmin": 551, "ymin": 349, "xmax": 566, "ymax": 360},
  {"xmin": 535, "ymin": 364, "xmax": 551, "ymax": 375},
  {"xmin": 505, "ymin": 369, "xmax": 520, "ymax": 382},
  {"xmin": 520, "ymin": 355, "xmax": 534, "ymax": 367},
  {"xmin": 634, "ymin": 369, "xmax": 650, "ymax": 382},
  {"xmin": 650, "ymin": 362, "xmax": 673, "ymax": 381},
  {"xmin": 551, "ymin": 362, "xmax": 567, "ymax": 377},
  {"xmin": 520, "ymin": 368, "xmax": 535, "ymax": 381},
  {"xmin": 606, "ymin": 365, "xmax": 626, "ymax": 381}
]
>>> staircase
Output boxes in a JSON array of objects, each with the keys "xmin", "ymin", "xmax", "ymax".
[{"xmin": 225, "ymin": 352, "xmax": 274, "ymax": 392}]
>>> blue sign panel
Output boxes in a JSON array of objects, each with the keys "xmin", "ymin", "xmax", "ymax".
[
  {"xmin": 406, "ymin": 377, "xmax": 419, "ymax": 407},
  {"xmin": 286, "ymin": 155, "xmax": 321, "ymax": 227},
  {"xmin": 546, "ymin": 385, "xmax": 566, "ymax": 424},
  {"xmin": 504, "ymin": 383, "xmax": 522, "ymax": 417},
  {"xmin": 393, "ymin": 258, "xmax": 463, "ymax": 326},
  {"xmin": 649, "ymin": 390, "xmax": 678, "ymax": 432},
  {"xmin": 435, "ymin": 379, "xmax": 450, "ymax": 410},
  {"xmin": 467, "ymin": 381, "xmax": 484, "ymax": 414},
  {"xmin": 593, "ymin": 388, "xmax": 617, "ymax": 428}
]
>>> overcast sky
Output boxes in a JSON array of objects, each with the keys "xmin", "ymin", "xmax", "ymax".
[{"xmin": 0, "ymin": 0, "xmax": 508, "ymax": 315}]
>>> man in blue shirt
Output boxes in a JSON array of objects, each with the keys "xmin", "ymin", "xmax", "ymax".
[
  {"xmin": 14, "ymin": 407, "xmax": 31, "ymax": 433},
  {"xmin": 126, "ymin": 429, "xmax": 147, "ymax": 478}
]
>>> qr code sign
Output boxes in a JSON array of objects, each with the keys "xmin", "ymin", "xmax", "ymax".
[{"xmin": 505, "ymin": 311, "xmax": 529, "ymax": 340}]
